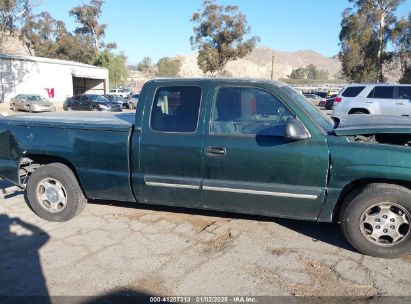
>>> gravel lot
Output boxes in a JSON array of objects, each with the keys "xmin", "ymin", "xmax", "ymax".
[{"xmin": 0, "ymin": 102, "xmax": 410, "ymax": 298}]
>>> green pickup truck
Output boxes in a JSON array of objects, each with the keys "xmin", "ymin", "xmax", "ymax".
[{"xmin": 1, "ymin": 79, "xmax": 411, "ymax": 258}]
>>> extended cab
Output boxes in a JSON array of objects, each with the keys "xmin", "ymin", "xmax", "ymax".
[{"xmin": 1, "ymin": 79, "xmax": 411, "ymax": 258}]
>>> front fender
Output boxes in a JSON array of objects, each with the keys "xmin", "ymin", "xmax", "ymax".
[{"xmin": 318, "ymin": 164, "xmax": 411, "ymax": 222}]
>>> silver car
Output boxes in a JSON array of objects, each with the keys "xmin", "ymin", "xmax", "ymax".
[
  {"xmin": 10, "ymin": 94, "xmax": 56, "ymax": 113},
  {"xmin": 128, "ymin": 93, "xmax": 140, "ymax": 109}
]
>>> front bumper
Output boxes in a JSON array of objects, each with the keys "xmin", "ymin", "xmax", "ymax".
[{"xmin": 31, "ymin": 106, "xmax": 56, "ymax": 112}]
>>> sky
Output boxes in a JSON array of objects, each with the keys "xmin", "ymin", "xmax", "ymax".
[{"xmin": 38, "ymin": 0, "xmax": 411, "ymax": 64}]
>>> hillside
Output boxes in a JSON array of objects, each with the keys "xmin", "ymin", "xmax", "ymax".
[
  {"xmin": 178, "ymin": 47, "xmax": 342, "ymax": 79},
  {"xmin": 0, "ymin": 34, "xmax": 30, "ymax": 56}
]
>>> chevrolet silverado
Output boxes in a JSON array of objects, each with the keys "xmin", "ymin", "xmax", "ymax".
[{"xmin": 1, "ymin": 79, "xmax": 411, "ymax": 258}]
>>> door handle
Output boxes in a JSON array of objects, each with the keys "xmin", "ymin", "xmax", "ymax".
[{"xmin": 205, "ymin": 146, "xmax": 226, "ymax": 157}]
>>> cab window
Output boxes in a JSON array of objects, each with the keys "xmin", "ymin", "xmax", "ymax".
[
  {"xmin": 211, "ymin": 87, "xmax": 294, "ymax": 136},
  {"xmin": 150, "ymin": 86, "xmax": 202, "ymax": 133}
]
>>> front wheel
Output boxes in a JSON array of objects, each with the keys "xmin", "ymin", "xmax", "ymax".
[
  {"xmin": 128, "ymin": 102, "xmax": 134, "ymax": 109},
  {"xmin": 26, "ymin": 163, "xmax": 87, "ymax": 222},
  {"xmin": 340, "ymin": 184, "xmax": 411, "ymax": 258}
]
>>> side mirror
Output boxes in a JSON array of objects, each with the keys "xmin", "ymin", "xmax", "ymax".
[{"xmin": 285, "ymin": 118, "xmax": 310, "ymax": 141}]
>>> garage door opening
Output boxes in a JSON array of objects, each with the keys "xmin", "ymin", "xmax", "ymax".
[{"xmin": 73, "ymin": 77, "xmax": 105, "ymax": 95}]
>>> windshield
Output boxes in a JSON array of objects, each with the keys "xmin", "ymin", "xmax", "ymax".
[
  {"xmin": 279, "ymin": 85, "xmax": 334, "ymax": 134},
  {"xmin": 27, "ymin": 95, "xmax": 48, "ymax": 102},
  {"xmin": 89, "ymin": 95, "xmax": 110, "ymax": 103}
]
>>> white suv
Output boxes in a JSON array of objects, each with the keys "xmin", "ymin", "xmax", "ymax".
[
  {"xmin": 108, "ymin": 89, "xmax": 128, "ymax": 98},
  {"xmin": 332, "ymin": 84, "xmax": 411, "ymax": 121}
]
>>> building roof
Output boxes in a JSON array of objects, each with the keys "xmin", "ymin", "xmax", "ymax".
[{"xmin": 0, "ymin": 53, "xmax": 106, "ymax": 70}]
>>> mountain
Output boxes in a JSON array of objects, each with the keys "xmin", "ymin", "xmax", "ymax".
[{"xmin": 178, "ymin": 47, "xmax": 342, "ymax": 79}]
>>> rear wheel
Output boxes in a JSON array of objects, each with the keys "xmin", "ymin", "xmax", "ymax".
[
  {"xmin": 11, "ymin": 104, "xmax": 16, "ymax": 111},
  {"xmin": 128, "ymin": 102, "xmax": 134, "ymax": 109},
  {"xmin": 26, "ymin": 163, "xmax": 87, "ymax": 222},
  {"xmin": 340, "ymin": 184, "xmax": 411, "ymax": 258}
]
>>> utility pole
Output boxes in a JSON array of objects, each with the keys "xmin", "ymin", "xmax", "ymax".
[{"xmin": 271, "ymin": 51, "xmax": 275, "ymax": 80}]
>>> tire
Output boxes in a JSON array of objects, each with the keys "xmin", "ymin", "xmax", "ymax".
[
  {"xmin": 92, "ymin": 107, "xmax": 99, "ymax": 111},
  {"xmin": 26, "ymin": 106, "xmax": 32, "ymax": 113},
  {"xmin": 128, "ymin": 102, "xmax": 134, "ymax": 110},
  {"xmin": 340, "ymin": 183, "xmax": 411, "ymax": 258},
  {"xmin": 11, "ymin": 104, "xmax": 16, "ymax": 112},
  {"xmin": 26, "ymin": 163, "xmax": 87, "ymax": 222}
]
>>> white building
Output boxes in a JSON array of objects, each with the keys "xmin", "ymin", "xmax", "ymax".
[{"xmin": 0, "ymin": 54, "xmax": 109, "ymax": 103}]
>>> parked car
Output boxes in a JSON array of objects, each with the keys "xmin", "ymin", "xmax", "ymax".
[
  {"xmin": 324, "ymin": 95, "xmax": 337, "ymax": 110},
  {"xmin": 9, "ymin": 94, "xmax": 56, "ymax": 113},
  {"xmin": 108, "ymin": 89, "xmax": 128, "ymax": 98},
  {"xmin": 332, "ymin": 84, "xmax": 411, "ymax": 121},
  {"xmin": 63, "ymin": 94, "xmax": 122, "ymax": 112},
  {"xmin": 314, "ymin": 92, "xmax": 328, "ymax": 99},
  {"xmin": 304, "ymin": 94, "xmax": 326, "ymax": 106},
  {"xmin": 128, "ymin": 93, "xmax": 140, "ymax": 109},
  {"xmin": 104, "ymin": 94, "xmax": 128, "ymax": 108},
  {"xmin": 2, "ymin": 78, "xmax": 411, "ymax": 258}
]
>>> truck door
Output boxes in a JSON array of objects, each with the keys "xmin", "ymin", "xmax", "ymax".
[
  {"xmin": 134, "ymin": 84, "xmax": 205, "ymax": 208},
  {"xmin": 202, "ymin": 85, "xmax": 329, "ymax": 220}
]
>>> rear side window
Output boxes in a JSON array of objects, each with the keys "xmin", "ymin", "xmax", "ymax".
[
  {"xmin": 342, "ymin": 86, "xmax": 365, "ymax": 97},
  {"xmin": 398, "ymin": 87, "xmax": 411, "ymax": 100},
  {"xmin": 150, "ymin": 86, "xmax": 202, "ymax": 133},
  {"xmin": 368, "ymin": 86, "xmax": 395, "ymax": 99}
]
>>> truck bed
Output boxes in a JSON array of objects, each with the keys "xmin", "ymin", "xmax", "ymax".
[
  {"xmin": 0, "ymin": 112, "xmax": 135, "ymax": 132},
  {"xmin": 0, "ymin": 111, "xmax": 136, "ymax": 202}
]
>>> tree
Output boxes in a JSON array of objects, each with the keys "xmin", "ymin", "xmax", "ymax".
[
  {"xmin": 289, "ymin": 65, "xmax": 329, "ymax": 81},
  {"xmin": 20, "ymin": 12, "xmax": 68, "ymax": 55},
  {"xmin": 156, "ymin": 57, "xmax": 181, "ymax": 77},
  {"xmin": 289, "ymin": 67, "xmax": 306, "ymax": 79},
  {"xmin": 94, "ymin": 50, "xmax": 128, "ymax": 88},
  {"xmin": 190, "ymin": 0, "xmax": 260, "ymax": 75},
  {"xmin": 391, "ymin": 13, "xmax": 411, "ymax": 83},
  {"xmin": 55, "ymin": 34, "xmax": 97, "ymax": 64},
  {"xmin": 0, "ymin": 0, "xmax": 40, "ymax": 34},
  {"xmin": 339, "ymin": 0, "xmax": 405, "ymax": 82},
  {"xmin": 306, "ymin": 64, "xmax": 319, "ymax": 80},
  {"xmin": 69, "ymin": 0, "xmax": 106, "ymax": 50},
  {"xmin": 137, "ymin": 56, "xmax": 156, "ymax": 78},
  {"xmin": 20, "ymin": 11, "xmax": 97, "ymax": 64}
]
